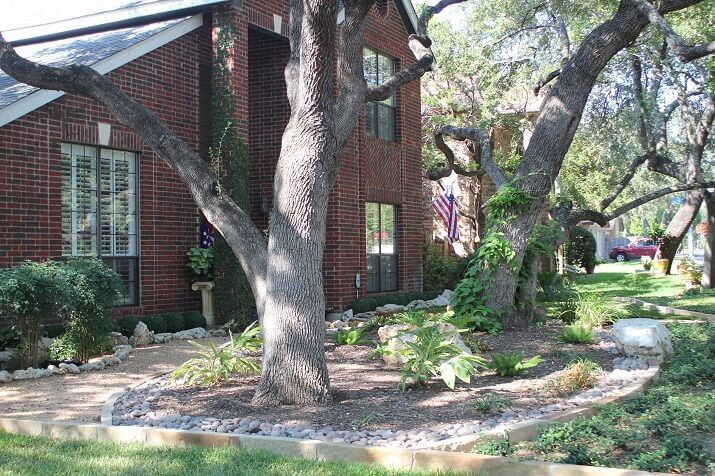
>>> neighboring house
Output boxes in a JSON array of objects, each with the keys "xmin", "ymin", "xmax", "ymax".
[
  {"xmin": 579, "ymin": 219, "xmax": 629, "ymax": 259},
  {"xmin": 0, "ymin": 0, "xmax": 424, "ymax": 317}
]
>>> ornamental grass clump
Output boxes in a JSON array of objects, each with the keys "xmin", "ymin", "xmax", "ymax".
[
  {"xmin": 549, "ymin": 357, "xmax": 602, "ymax": 395},
  {"xmin": 169, "ymin": 322, "xmax": 262, "ymax": 387}
]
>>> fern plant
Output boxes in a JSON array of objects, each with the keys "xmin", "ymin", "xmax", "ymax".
[
  {"xmin": 335, "ymin": 328, "xmax": 369, "ymax": 346},
  {"xmin": 489, "ymin": 351, "xmax": 542, "ymax": 377},
  {"xmin": 397, "ymin": 325, "xmax": 487, "ymax": 391},
  {"xmin": 561, "ymin": 325, "xmax": 595, "ymax": 344},
  {"xmin": 169, "ymin": 322, "xmax": 262, "ymax": 387}
]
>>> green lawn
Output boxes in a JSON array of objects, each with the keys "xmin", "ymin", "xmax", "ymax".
[
  {"xmin": 572, "ymin": 262, "xmax": 715, "ymax": 315},
  {"xmin": 472, "ymin": 323, "xmax": 715, "ymax": 474},
  {"xmin": 0, "ymin": 433, "xmax": 458, "ymax": 476}
]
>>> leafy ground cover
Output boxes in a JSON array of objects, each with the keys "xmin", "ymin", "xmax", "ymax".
[
  {"xmin": 472, "ymin": 320, "xmax": 715, "ymax": 474},
  {"xmin": 0, "ymin": 431, "xmax": 459, "ymax": 476}
]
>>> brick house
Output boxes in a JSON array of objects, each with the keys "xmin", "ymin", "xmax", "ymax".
[{"xmin": 0, "ymin": 0, "xmax": 424, "ymax": 317}]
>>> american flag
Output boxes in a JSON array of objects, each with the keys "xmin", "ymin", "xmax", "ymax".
[
  {"xmin": 432, "ymin": 188, "xmax": 459, "ymax": 243},
  {"xmin": 200, "ymin": 222, "xmax": 214, "ymax": 248}
]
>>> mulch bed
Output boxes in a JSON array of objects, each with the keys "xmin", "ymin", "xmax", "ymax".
[{"xmin": 149, "ymin": 322, "xmax": 613, "ymax": 433}]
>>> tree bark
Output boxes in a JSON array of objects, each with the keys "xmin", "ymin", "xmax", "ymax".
[
  {"xmin": 702, "ymin": 192, "xmax": 715, "ymax": 289},
  {"xmin": 658, "ymin": 189, "xmax": 704, "ymax": 273}
]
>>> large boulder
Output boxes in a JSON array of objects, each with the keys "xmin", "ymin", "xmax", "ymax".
[
  {"xmin": 377, "ymin": 322, "xmax": 471, "ymax": 366},
  {"xmin": 612, "ymin": 318, "xmax": 673, "ymax": 362},
  {"xmin": 0, "ymin": 370, "xmax": 12, "ymax": 383},
  {"xmin": 130, "ymin": 322, "xmax": 154, "ymax": 347}
]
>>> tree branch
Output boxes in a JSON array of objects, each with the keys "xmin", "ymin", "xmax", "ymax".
[
  {"xmin": 533, "ymin": 69, "xmax": 560, "ymax": 95},
  {"xmin": 426, "ymin": 130, "xmax": 482, "ymax": 180},
  {"xmin": 0, "ymin": 32, "xmax": 269, "ymax": 293},
  {"xmin": 630, "ymin": 55, "xmax": 653, "ymax": 150},
  {"xmin": 604, "ymin": 181, "xmax": 715, "ymax": 221},
  {"xmin": 436, "ymin": 125, "xmax": 507, "ymax": 187},
  {"xmin": 366, "ymin": 0, "xmax": 469, "ymax": 103},
  {"xmin": 631, "ymin": 0, "xmax": 715, "ymax": 62},
  {"xmin": 597, "ymin": 153, "xmax": 650, "ymax": 211},
  {"xmin": 645, "ymin": 153, "xmax": 685, "ymax": 179}
]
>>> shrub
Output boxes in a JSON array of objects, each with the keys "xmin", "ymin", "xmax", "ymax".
[
  {"xmin": 144, "ymin": 315, "xmax": 167, "ymax": 334},
  {"xmin": 184, "ymin": 311, "xmax": 207, "ymax": 330},
  {"xmin": 550, "ymin": 357, "xmax": 602, "ymax": 395},
  {"xmin": 169, "ymin": 322, "xmax": 262, "ymax": 387},
  {"xmin": 0, "ymin": 261, "xmax": 70, "ymax": 368},
  {"xmin": 351, "ymin": 297, "xmax": 378, "ymax": 314},
  {"xmin": 641, "ymin": 256, "xmax": 653, "ymax": 271},
  {"xmin": 57, "ymin": 258, "xmax": 123, "ymax": 362},
  {"xmin": 117, "ymin": 316, "xmax": 140, "ymax": 337},
  {"xmin": 396, "ymin": 325, "xmax": 487, "ymax": 390},
  {"xmin": 0, "ymin": 326, "xmax": 20, "ymax": 350},
  {"xmin": 489, "ymin": 351, "xmax": 542, "ymax": 377},
  {"xmin": 561, "ymin": 325, "xmax": 595, "ymax": 344},
  {"xmin": 423, "ymin": 243, "xmax": 470, "ymax": 291},
  {"xmin": 334, "ymin": 328, "xmax": 369, "ymax": 346},
  {"xmin": 565, "ymin": 226, "xmax": 597, "ymax": 274},
  {"xmin": 163, "ymin": 312, "xmax": 186, "ymax": 333}
]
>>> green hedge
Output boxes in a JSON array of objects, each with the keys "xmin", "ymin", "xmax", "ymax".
[
  {"xmin": 565, "ymin": 226, "xmax": 597, "ymax": 274},
  {"xmin": 163, "ymin": 312, "xmax": 186, "ymax": 334}
]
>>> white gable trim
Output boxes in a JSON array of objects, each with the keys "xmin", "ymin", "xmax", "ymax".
[
  {"xmin": 400, "ymin": 0, "xmax": 419, "ymax": 33},
  {"xmin": 0, "ymin": 13, "xmax": 204, "ymax": 128}
]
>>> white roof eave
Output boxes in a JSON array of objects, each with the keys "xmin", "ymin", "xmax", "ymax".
[{"xmin": 0, "ymin": 13, "xmax": 204, "ymax": 128}]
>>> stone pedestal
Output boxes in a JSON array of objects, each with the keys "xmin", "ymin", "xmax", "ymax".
[{"xmin": 191, "ymin": 281, "xmax": 215, "ymax": 326}]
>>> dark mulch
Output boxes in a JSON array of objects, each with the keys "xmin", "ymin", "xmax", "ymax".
[{"xmin": 150, "ymin": 323, "xmax": 613, "ymax": 432}]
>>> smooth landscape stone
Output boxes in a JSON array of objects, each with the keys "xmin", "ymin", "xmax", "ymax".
[
  {"xmin": 0, "ymin": 370, "xmax": 12, "ymax": 383},
  {"xmin": 59, "ymin": 362, "xmax": 80, "ymax": 374},
  {"xmin": 612, "ymin": 318, "xmax": 673, "ymax": 361}
]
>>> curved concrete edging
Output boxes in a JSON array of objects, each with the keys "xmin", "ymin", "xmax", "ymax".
[
  {"xmin": 613, "ymin": 297, "xmax": 715, "ymax": 323},
  {"xmin": 0, "ymin": 416, "xmax": 671, "ymax": 476},
  {"xmin": 100, "ymin": 371, "xmax": 168, "ymax": 425}
]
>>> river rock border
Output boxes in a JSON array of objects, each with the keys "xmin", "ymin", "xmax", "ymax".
[
  {"xmin": 0, "ymin": 344, "xmax": 133, "ymax": 384},
  {"xmin": 0, "ymin": 326, "xmax": 218, "ymax": 385},
  {"xmin": 106, "ymin": 328, "xmax": 660, "ymax": 451}
]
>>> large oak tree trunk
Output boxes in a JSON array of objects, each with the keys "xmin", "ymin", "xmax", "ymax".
[{"xmin": 657, "ymin": 189, "xmax": 704, "ymax": 274}]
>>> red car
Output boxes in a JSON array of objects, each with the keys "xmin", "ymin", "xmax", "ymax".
[{"xmin": 609, "ymin": 239, "xmax": 658, "ymax": 262}]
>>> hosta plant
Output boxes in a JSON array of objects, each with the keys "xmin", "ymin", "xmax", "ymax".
[
  {"xmin": 397, "ymin": 325, "xmax": 487, "ymax": 391},
  {"xmin": 169, "ymin": 322, "xmax": 261, "ymax": 387},
  {"xmin": 334, "ymin": 328, "xmax": 369, "ymax": 346},
  {"xmin": 489, "ymin": 351, "xmax": 542, "ymax": 377}
]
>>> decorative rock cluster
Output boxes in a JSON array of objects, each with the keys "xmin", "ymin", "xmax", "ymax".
[
  {"xmin": 111, "ymin": 328, "xmax": 657, "ymax": 449},
  {"xmin": 153, "ymin": 327, "xmax": 209, "ymax": 344},
  {"xmin": 327, "ymin": 289, "xmax": 453, "ymax": 330},
  {"xmin": 0, "ymin": 344, "xmax": 133, "ymax": 384}
]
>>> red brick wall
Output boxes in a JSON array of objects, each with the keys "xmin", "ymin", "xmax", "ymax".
[
  {"xmin": 0, "ymin": 24, "xmax": 212, "ymax": 317},
  {"xmin": 247, "ymin": 29, "xmax": 290, "ymax": 232}
]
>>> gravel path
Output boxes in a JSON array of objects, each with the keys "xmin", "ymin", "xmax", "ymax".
[{"xmin": 0, "ymin": 339, "xmax": 225, "ymax": 423}]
